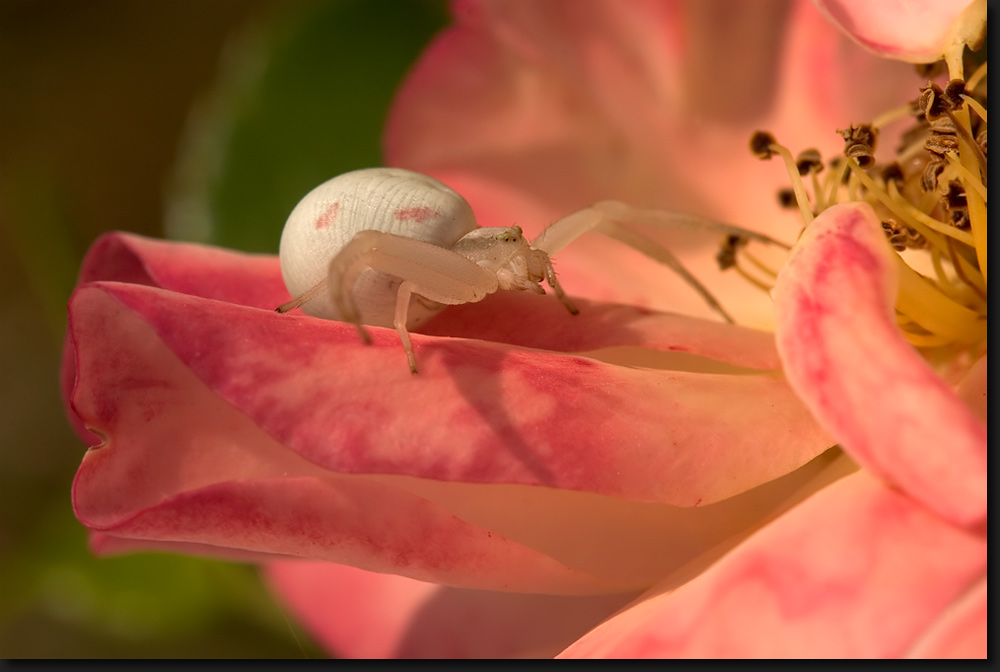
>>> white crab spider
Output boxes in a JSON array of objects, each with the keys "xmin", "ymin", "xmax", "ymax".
[{"xmin": 277, "ymin": 167, "xmax": 784, "ymax": 373}]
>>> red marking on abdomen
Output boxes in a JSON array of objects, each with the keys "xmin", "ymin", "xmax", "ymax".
[
  {"xmin": 315, "ymin": 202, "xmax": 340, "ymax": 229},
  {"xmin": 394, "ymin": 206, "xmax": 437, "ymax": 223}
]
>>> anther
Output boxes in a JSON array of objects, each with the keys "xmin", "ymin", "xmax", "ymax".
[
  {"xmin": 776, "ymin": 187, "xmax": 797, "ymax": 209},
  {"xmin": 951, "ymin": 208, "xmax": 971, "ymax": 229},
  {"xmin": 795, "ymin": 148, "xmax": 823, "ymax": 175},
  {"xmin": 881, "ymin": 219, "xmax": 926, "ymax": 252},
  {"xmin": 920, "ymin": 159, "xmax": 946, "ymax": 192},
  {"xmin": 943, "ymin": 180, "xmax": 971, "ymax": 229},
  {"xmin": 750, "ymin": 131, "xmax": 777, "ymax": 159},
  {"xmin": 716, "ymin": 234, "xmax": 745, "ymax": 271},
  {"xmin": 917, "ymin": 82, "xmax": 948, "ymax": 121},
  {"xmin": 928, "ymin": 116, "xmax": 957, "ymax": 134},
  {"xmin": 925, "ymin": 133, "xmax": 959, "ymax": 156},
  {"xmin": 838, "ymin": 124, "xmax": 878, "ymax": 169},
  {"xmin": 881, "ymin": 219, "xmax": 908, "ymax": 252},
  {"xmin": 942, "ymin": 79, "xmax": 967, "ymax": 109},
  {"xmin": 943, "ymin": 180, "xmax": 968, "ymax": 210}
]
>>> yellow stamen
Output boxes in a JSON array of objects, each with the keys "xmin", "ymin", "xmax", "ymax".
[
  {"xmin": 742, "ymin": 23, "xmax": 986, "ymax": 358},
  {"xmin": 871, "ymin": 103, "xmax": 913, "ymax": 130},
  {"xmin": 823, "ymin": 159, "xmax": 849, "ymax": 211},
  {"xmin": 947, "ymin": 237, "xmax": 988, "ymax": 300},
  {"xmin": 943, "ymin": 0, "xmax": 988, "ymax": 280},
  {"xmin": 733, "ymin": 260, "xmax": 773, "ymax": 292},
  {"xmin": 898, "ymin": 323, "xmax": 958, "ymax": 348},
  {"xmin": 946, "ymin": 109, "xmax": 989, "ymax": 179},
  {"xmin": 927, "ymin": 247, "xmax": 971, "ymax": 305},
  {"xmin": 846, "ymin": 166, "xmax": 861, "ymax": 202},
  {"xmin": 847, "ymin": 160, "xmax": 975, "ymax": 246},
  {"xmin": 961, "ymin": 94, "xmax": 988, "ymax": 123},
  {"xmin": 767, "ymin": 142, "xmax": 814, "ymax": 225},
  {"xmin": 944, "ymin": 153, "xmax": 987, "ymax": 202},
  {"xmin": 742, "ymin": 249, "xmax": 778, "ymax": 278},
  {"xmin": 953, "ymin": 107, "xmax": 988, "ymax": 280},
  {"xmin": 895, "ymin": 256, "xmax": 986, "ymax": 344},
  {"xmin": 810, "ymin": 171, "xmax": 825, "ymax": 211}
]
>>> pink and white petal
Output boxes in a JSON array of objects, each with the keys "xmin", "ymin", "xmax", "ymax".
[
  {"xmin": 72, "ymin": 281, "xmax": 835, "ymax": 507},
  {"xmin": 812, "ymin": 0, "xmax": 981, "ymax": 63},
  {"xmin": 67, "ymin": 282, "xmax": 842, "ymax": 592},
  {"xmin": 772, "ymin": 203, "xmax": 986, "ymax": 528},
  {"xmin": 67, "ymin": 287, "xmax": 623, "ymax": 593},
  {"xmin": 905, "ymin": 577, "xmax": 987, "ymax": 659},
  {"xmin": 558, "ymin": 470, "xmax": 987, "ymax": 658},
  {"xmin": 264, "ymin": 561, "xmax": 637, "ymax": 658}
]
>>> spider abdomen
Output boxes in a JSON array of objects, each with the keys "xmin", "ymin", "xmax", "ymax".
[{"xmin": 279, "ymin": 167, "xmax": 479, "ymax": 326}]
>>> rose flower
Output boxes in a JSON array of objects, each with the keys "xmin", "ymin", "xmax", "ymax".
[{"xmin": 62, "ymin": 0, "xmax": 986, "ymax": 658}]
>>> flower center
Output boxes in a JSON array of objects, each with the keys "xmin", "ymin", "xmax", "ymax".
[{"xmin": 732, "ymin": 52, "xmax": 987, "ymax": 358}]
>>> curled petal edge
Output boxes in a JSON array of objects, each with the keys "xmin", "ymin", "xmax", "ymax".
[{"xmin": 772, "ymin": 202, "xmax": 986, "ymax": 528}]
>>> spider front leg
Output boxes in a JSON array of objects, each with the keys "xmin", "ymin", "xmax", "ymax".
[
  {"xmin": 329, "ymin": 230, "xmax": 499, "ymax": 373},
  {"xmin": 542, "ymin": 256, "xmax": 578, "ymax": 315},
  {"xmin": 531, "ymin": 200, "xmax": 792, "ymax": 324}
]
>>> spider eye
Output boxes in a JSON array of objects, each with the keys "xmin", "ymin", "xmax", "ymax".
[{"xmin": 496, "ymin": 227, "xmax": 523, "ymax": 243}]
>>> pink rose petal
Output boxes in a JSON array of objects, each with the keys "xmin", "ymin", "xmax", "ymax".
[
  {"xmin": 265, "ymin": 561, "xmax": 637, "ymax": 658},
  {"xmin": 558, "ymin": 470, "xmax": 987, "ymax": 658},
  {"xmin": 772, "ymin": 203, "xmax": 987, "ymax": 528},
  {"xmin": 77, "ymin": 230, "xmax": 287, "ymax": 309},
  {"xmin": 71, "ymin": 280, "xmax": 834, "ymax": 506},
  {"xmin": 65, "ymin": 227, "xmax": 852, "ymax": 594},
  {"xmin": 956, "ymin": 354, "xmax": 987, "ymax": 424},
  {"xmin": 67, "ymin": 280, "xmax": 846, "ymax": 591},
  {"xmin": 905, "ymin": 577, "xmax": 987, "ymax": 658}
]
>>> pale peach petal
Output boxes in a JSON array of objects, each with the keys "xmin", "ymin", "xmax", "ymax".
[
  {"xmin": 558, "ymin": 470, "xmax": 987, "ymax": 658},
  {"xmin": 812, "ymin": 0, "xmax": 981, "ymax": 63},
  {"xmin": 772, "ymin": 202, "xmax": 987, "ymax": 528},
  {"xmin": 386, "ymin": 1, "xmax": 917, "ymax": 326},
  {"xmin": 82, "ymin": 476, "xmax": 624, "ymax": 594},
  {"xmin": 264, "ymin": 561, "xmax": 637, "ymax": 658}
]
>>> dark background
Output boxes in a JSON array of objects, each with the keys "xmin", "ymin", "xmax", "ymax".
[{"xmin": 0, "ymin": 0, "xmax": 446, "ymax": 657}]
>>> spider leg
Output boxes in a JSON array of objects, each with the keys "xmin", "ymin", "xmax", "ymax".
[
  {"xmin": 543, "ymin": 258, "xmax": 578, "ymax": 315},
  {"xmin": 328, "ymin": 230, "xmax": 498, "ymax": 371},
  {"xmin": 394, "ymin": 281, "xmax": 419, "ymax": 373},
  {"xmin": 531, "ymin": 200, "xmax": 792, "ymax": 324},
  {"xmin": 275, "ymin": 277, "xmax": 328, "ymax": 313}
]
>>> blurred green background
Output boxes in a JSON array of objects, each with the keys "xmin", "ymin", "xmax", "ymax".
[{"xmin": 0, "ymin": 0, "xmax": 447, "ymax": 657}]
